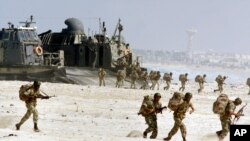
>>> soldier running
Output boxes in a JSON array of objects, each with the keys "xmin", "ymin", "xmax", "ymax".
[
  {"xmin": 216, "ymin": 98, "xmax": 243, "ymax": 140},
  {"xmin": 140, "ymin": 71, "xmax": 149, "ymax": 90},
  {"xmin": 179, "ymin": 73, "xmax": 188, "ymax": 92},
  {"xmin": 98, "ymin": 68, "xmax": 106, "ymax": 86},
  {"xmin": 247, "ymin": 78, "xmax": 250, "ymax": 95},
  {"xmin": 142, "ymin": 93, "xmax": 164, "ymax": 139},
  {"xmin": 214, "ymin": 75, "xmax": 227, "ymax": 93},
  {"xmin": 197, "ymin": 74, "xmax": 206, "ymax": 93},
  {"xmin": 130, "ymin": 70, "xmax": 139, "ymax": 89},
  {"xmin": 164, "ymin": 92, "xmax": 195, "ymax": 141},
  {"xmin": 163, "ymin": 72, "xmax": 173, "ymax": 90},
  {"xmin": 16, "ymin": 81, "xmax": 50, "ymax": 132}
]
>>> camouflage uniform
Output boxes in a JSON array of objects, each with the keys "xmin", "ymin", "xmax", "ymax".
[
  {"xmin": 98, "ymin": 68, "xmax": 106, "ymax": 86},
  {"xmin": 140, "ymin": 72, "xmax": 149, "ymax": 90},
  {"xmin": 164, "ymin": 93, "xmax": 194, "ymax": 141},
  {"xmin": 217, "ymin": 100, "xmax": 236, "ymax": 139},
  {"xmin": 247, "ymin": 78, "xmax": 250, "ymax": 95},
  {"xmin": 163, "ymin": 73, "xmax": 173, "ymax": 91},
  {"xmin": 179, "ymin": 74, "xmax": 188, "ymax": 92},
  {"xmin": 16, "ymin": 81, "xmax": 47, "ymax": 132},
  {"xmin": 130, "ymin": 71, "xmax": 139, "ymax": 89},
  {"xmin": 150, "ymin": 71, "xmax": 161, "ymax": 90},
  {"xmin": 214, "ymin": 76, "xmax": 226, "ymax": 93},
  {"xmin": 143, "ymin": 93, "xmax": 162, "ymax": 139},
  {"xmin": 198, "ymin": 75, "xmax": 206, "ymax": 93}
]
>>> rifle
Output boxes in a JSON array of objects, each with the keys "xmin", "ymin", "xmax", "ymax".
[
  {"xmin": 159, "ymin": 106, "xmax": 167, "ymax": 114},
  {"xmin": 39, "ymin": 90, "xmax": 56, "ymax": 99},
  {"xmin": 232, "ymin": 103, "xmax": 247, "ymax": 125}
]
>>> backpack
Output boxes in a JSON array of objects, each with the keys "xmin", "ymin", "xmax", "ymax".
[
  {"xmin": 215, "ymin": 75, "xmax": 223, "ymax": 84},
  {"xmin": 138, "ymin": 95, "xmax": 154, "ymax": 116},
  {"xmin": 195, "ymin": 75, "xmax": 202, "ymax": 83},
  {"xmin": 163, "ymin": 73, "xmax": 171, "ymax": 81},
  {"xmin": 179, "ymin": 74, "xmax": 186, "ymax": 81},
  {"xmin": 19, "ymin": 84, "xmax": 32, "ymax": 101},
  {"xmin": 247, "ymin": 78, "xmax": 250, "ymax": 86},
  {"xmin": 212, "ymin": 94, "xmax": 229, "ymax": 114},
  {"xmin": 167, "ymin": 92, "xmax": 184, "ymax": 111}
]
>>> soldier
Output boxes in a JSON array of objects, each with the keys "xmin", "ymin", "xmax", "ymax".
[
  {"xmin": 214, "ymin": 75, "xmax": 227, "ymax": 93},
  {"xmin": 143, "ymin": 93, "xmax": 164, "ymax": 139},
  {"xmin": 98, "ymin": 68, "xmax": 106, "ymax": 86},
  {"xmin": 197, "ymin": 74, "xmax": 206, "ymax": 93},
  {"xmin": 130, "ymin": 70, "xmax": 139, "ymax": 89},
  {"xmin": 140, "ymin": 71, "xmax": 149, "ymax": 90},
  {"xmin": 163, "ymin": 72, "xmax": 173, "ymax": 90},
  {"xmin": 16, "ymin": 81, "xmax": 49, "ymax": 132},
  {"xmin": 116, "ymin": 69, "xmax": 126, "ymax": 88},
  {"xmin": 150, "ymin": 71, "xmax": 161, "ymax": 90},
  {"xmin": 179, "ymin": 73, "xmax": 188, "ymax": 92},
  {"xmin": 216, "ymin": 98, "xmax": 242, "ymax": 140},
  {"xmin": 164, "ymin": 92, "xmax": 195, "ymax": 141},
  {"xmin": 246, "ymin": 78, "xmax": 250, "ymax": 95}
]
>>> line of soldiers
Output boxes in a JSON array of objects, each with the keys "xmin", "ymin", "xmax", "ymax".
[
  {"xmin": 139, "ymin": 92, "xmax": 244, "ymax": 141},
  {"xmin": 98, "ymin": 68, "xmax": 250, "ymax": 95}
]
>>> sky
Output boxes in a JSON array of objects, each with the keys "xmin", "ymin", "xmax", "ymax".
[{"xmin": 1, "ymin": 0, "xmax": 250, "ymax": 53}]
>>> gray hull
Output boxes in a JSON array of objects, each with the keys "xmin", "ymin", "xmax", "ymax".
[{"xmin": 0, "ymin": 65, "xmax": 73, "ymax": 83}]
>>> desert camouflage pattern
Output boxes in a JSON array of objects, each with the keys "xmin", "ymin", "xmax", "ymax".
[
  {"xmin": 168, "ymin": 92, "xmax": 184, "ymax": 111},
  {"xmin": 150, "ymin": 71, "xmax": 161, "ymax": 90},
  {"xmin": 195, "ymin": 74, "xmax": 206, "ymax": 93},
  {"xmin": 179, "ymin": 74, "xmax": 188, "ymax": 92},
  {"xmin": 115, "ymin": 69, "xmax": 126, "ymax": 88},
  {"xmin": 140, "ymin": 71, "xmax": 149, "ymax": 90},
  {"xmin": 98, "ymin": 68, "xmax": 106, "ymax": 86},
  {"xmin": 217, "ymin": 101, "xmax": 236, "ymax": 140},
  {"xmin": 130, "ymin": 70, "xmax": 139, "ymax": 89},
  {"xmin": 16, "ymin": 86, "xmax": 43, "ymax": 127},
  {"xmin": 143, "ymin": 99, "xmax": 162, "ymax": 139},
  {"xmin": 214, "ymin": 75, "xmax": 227, "ymax": 93},
  {"xmin": 213, "ymin": 94, "xmax": 229, "ymax": 114},
  {"xmin": 247, "ymin": 78, "xmax": 250, "ymax": 94},
  {"xmin": 166, "ymin": 101, "xmax": 194, "ymax": 141},
  {"xmin": 163, "ymin": 73, "xmax": 172, "ymax": 90}
]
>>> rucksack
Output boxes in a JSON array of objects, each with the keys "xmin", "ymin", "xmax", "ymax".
[
  {"xmin": 163, "ymin": 73, "xmax": 171, "ymax": 81},
  {"xmin": 179, "ymin": 74, "xmax": 186, "ymax": 81},
  {"xmin": 167, "ymin": 92, "xmax": 184, "ymax": 111},
  {"xmin": 195, "ymin": 75, "xmax": 202, "ymax": 83},
  {"xmin": 212, "ymin": 94, "xmax": 229, "ymax": 114},
  {"xmin": 19, "ymin": 84, "xmax": 32, "ymax": 101},
  {"xmin": 215, "ymin": 75, "xmax": 223, "ymax": 84},
  {"xmin": 138, "ymin": 95, "xmax": 154, "ymax": 116},
  {"xmin": 246, "ymin": 78, "xmax": 250, "ymax": 86}
]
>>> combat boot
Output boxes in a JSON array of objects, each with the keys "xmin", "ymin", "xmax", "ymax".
[
  {"xmin": 182, "ymin": 136, "xmax": 186, "ymax": 141},
  {"xmin": 163, "ymin": 136, "xmax": 171, "ymax": 141},
  {"xmin": 34, "ymin": 123, "xmax": 40, "ymax": 132},
  {"xmin": 15, "ymin": 123, "xmax": 20, "ymax": 130},
  {"xmin": 143, "ymin": 131, "xmax": 147, "ymax": 138},
  {"xmin": 216, "ymin": 130, "xmax": 222, "ymax": 136}
]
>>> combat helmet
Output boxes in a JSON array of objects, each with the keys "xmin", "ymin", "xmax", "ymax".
[
  {"xmin": 184, "ymin": 92, "xmax": 192, "ymax": 100},
  {"xmin": 33, "ymin": 80, "xmax": 41, "ymax": 89},
  {"xmin": 234, "ymin": 98, "xmax": 242, "ymax": 105},
  {"xmin": 154, "ymin": 93, "xmax": 161, "ymax": 98}
]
